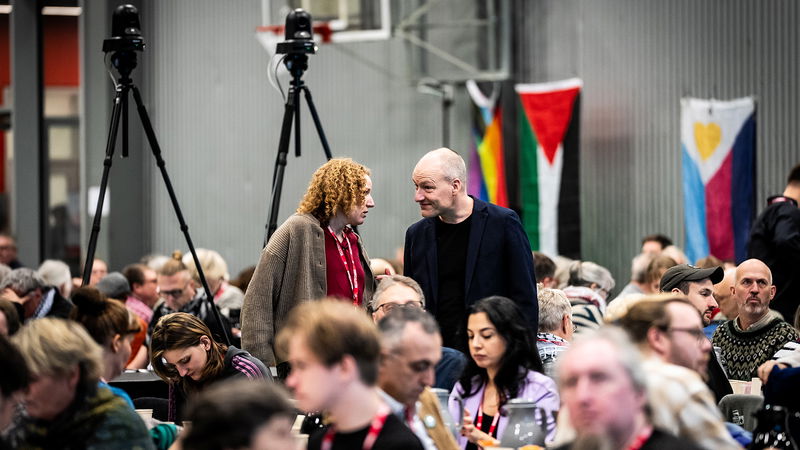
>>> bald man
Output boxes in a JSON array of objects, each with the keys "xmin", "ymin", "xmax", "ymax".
[
  {"xmin": 404, "ymin": 148, "xmax": 537, "ymax": 352},
  {"xmin": 712, "ymin": 259, "xmax": 799, "ymax": 381}
]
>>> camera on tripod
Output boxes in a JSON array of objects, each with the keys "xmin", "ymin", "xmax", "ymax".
[
  {"xmin": 276, "ymin": 9, "xmax": 317, "ymax": 55},
  {"xmin": 102, "ymin": 4, "xmax": 145, "ymax": 53}
]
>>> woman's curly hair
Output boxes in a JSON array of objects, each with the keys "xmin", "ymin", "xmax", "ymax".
[{"xmin": 296, "ymin": 158, "xmax": 370, "ymax": 224}]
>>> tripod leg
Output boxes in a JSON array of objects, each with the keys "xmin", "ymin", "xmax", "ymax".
[
  {"xmin": 264, "ymin": 86, "xmax": 297, "ymax": 245},
  {"xmin": 294, "ymin": 84, "xmax": 301, "ymax": 158},
  {"xmin": 130, "ymin": 85, "xmax": 231, "ymax": 346},
  {"xmin": 122, "ymin": 90, "xmax": 129, "ymax": 158},
  {"xmin": 82, "ymin": 86, "xmax": 126, "ymax": 287},
  {"xmin": 302, "ymin": 87, "xmax": 333, "ymax": 160}
]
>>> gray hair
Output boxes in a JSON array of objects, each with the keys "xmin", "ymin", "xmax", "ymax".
[
  {"xmin": 630, "ymin": 253, "xmax": 654, "ymax": 284},
  {"xmin": 37, "ymin": 260, "xmax": 72, "ymax": 296},
  {"xmin": 567, "ymin": 261, "xmax": 616, "ymax": 292},
  {"xmin": 538, "ymin": 288, "xmax": 572, "ymax": 333},
  {"xmin": 0, "ymin": 268, "xmax": 47, "ymax": 293},
  {"xmin": 377, "ymin": 306, "xmax": 440, "ymax": 352},
  {"xmin": 0, "ymin": 264, "xmax": 11, "ymax": 285},
  {"xmin": 558, "ymin": 326, "xmax": 647, "ymax": 395},
  {"xmin": 371, "ymin": 275, "xmax": 425, "ymax": 311},
  {"xmin": 424, "ymin": 148, "xmax": 467, "ymax": 185}
]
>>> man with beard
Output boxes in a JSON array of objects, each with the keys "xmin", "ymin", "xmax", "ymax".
[
  {"xmin": 713, "ymin": 259, "xmax": 799, "ymax": 381},
  {"xmin": 659, "ymin": 264, "xmax": 732, "ymax": 402},
  {"xmin": 554, "ymin": 326, "xmax": 700, "ymax": 450}
]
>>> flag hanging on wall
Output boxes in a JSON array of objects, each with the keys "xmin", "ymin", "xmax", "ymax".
[
  {"xmin": 516, "ymin": 78, "xmax": 582, "ymax": 259},
  {"xmin": 466, "ymin": 81, "xmax": 508, "ymax": 207},
  {"xmin": 681, "ymin": 97, "xmax": 756, "ymax": 264}
]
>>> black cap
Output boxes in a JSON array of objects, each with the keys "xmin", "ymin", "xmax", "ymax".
[{"xmin": 659, "ymin": 264, "xmax": 724, "ymax": 292}]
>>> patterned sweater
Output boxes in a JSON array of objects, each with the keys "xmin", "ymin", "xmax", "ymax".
[{"xmin": 712, "ymin": 310, "xmax": 799, "ymax": 381}]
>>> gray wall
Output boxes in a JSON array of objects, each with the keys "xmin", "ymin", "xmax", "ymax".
[
  {"xmin": 105, "ymin": 0, "xmax": 798, "ymax": 290},
  {"xmin": 137, "ymin": 0, "xmax": 469, "ymax": 275},
  {"xmin": 519, "ymin": 0, "xmax": 800, "ymax": 291}
]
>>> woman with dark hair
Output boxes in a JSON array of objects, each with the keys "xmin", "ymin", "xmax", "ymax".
[
  {"xmin": 242, "ymin": 158, "xmax": 377, "ymax": 374},
  {"xmin": 151, "ymin": 312, "xmax": 270, "ymax": 422},
  {"xmin": 449, "ymin": 296, "xmax": 559, "ymax": 449},
  {"xmin": 70, "ymin": 286, "xmax": 141, "ymax": 407}
]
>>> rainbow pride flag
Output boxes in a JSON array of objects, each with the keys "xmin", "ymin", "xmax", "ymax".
[
  {"xmin": 516, "ymin": 79, "xmax": 582, "ymax": 259},
  {"xmin": 681, "ymin": 97, "xmax": 756, "ymax": 264},
  {"xmin": 466, "ymin": 81, "xmax": 508, "ymax": 207}
]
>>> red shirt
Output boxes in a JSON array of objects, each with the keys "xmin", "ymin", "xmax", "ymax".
[{"xmin": 324, "ymin": 227, "xmax": 366, "ymax": 306}]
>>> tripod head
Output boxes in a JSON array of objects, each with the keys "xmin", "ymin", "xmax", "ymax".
[{"xmin": 103, "ymin": 4, "xmax": 145, "ymax": 83}]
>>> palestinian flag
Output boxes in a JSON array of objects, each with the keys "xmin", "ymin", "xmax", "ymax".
[
  {"xmin": 516, "ymin": 78, "xmax": 582, "ymax": 259},
  {"xmin": 466, "ymin": 81, "xmax": 508, "ymax": 207}
]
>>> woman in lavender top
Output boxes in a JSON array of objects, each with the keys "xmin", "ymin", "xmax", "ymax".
[{"xmin": 449, "ymin": 296, "xmax": 559, "ymax": 449}]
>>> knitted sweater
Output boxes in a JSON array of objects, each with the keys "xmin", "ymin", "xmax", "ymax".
[
  {"xmin": 241, "ymin": 214, "xmax": 375, "ymax": 366},
  {"xmin": 712, "ymin": 311, "xmax": 799, "ymax": 381}
]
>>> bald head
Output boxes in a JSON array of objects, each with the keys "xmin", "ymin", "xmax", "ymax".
[
  {"xmin": 714, "ymin": 268, "xmax": 738, "ymax": 319},
  {"xmin": 415, "ymin": 148, "xmax": 467, "ymax": 185},
  {"xmin": 736, "ymin": 259, "xmax": 772, "ymax": 285},
  {"xmin": 412, "ymin": 148, "xmax": 472, "ymax": 221}
]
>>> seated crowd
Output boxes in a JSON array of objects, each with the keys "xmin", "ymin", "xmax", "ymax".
[{"xmin": 1, "ymin": 160, "xmax": 799, "ymax": 449}]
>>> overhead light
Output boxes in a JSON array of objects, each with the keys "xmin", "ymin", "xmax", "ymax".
[
  {"xmin": 42, "ymin": 6, "xmax": 82, "ymax": 16},
  {"xmin": 0, "ymin": 6, "xmax": 83, "ymax": 16}
]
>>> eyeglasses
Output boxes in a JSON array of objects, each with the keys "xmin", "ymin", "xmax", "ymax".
[
  {"xmin": 664, "ymin": 327, "xmax": 708, "ymax": 344},
  {"xmin": 376, "ymin": 300, "xmax": 424, "ymax": 313}
]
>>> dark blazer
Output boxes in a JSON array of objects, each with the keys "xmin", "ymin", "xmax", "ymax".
[{"xmin": 404, "ymin": 196, "xmax": 538, "ymax": 330}]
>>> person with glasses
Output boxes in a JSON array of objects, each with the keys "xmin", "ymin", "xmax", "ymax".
[
  {"xmin": 372, "ymin": 275, "xmax": 466, "ymax": 391},
  {"xmin": 449, "ymin": 296, "xmax": 559, "ymax": 449},
  {"xmin": 149, "ymin": 252, "xmax": 230, "ymax": 344},
  {"xmin": 535, "ymin": 287, "xmax": 574, "ymax": 381},
  {"xmin": 151, "ymin": 312, "xmax": 270, "ymax": 423},
  {"xmin": 659, "ymin": 263, "xmax": 732, "ymax": 402},
  {"xmin": 615, "ymin": 294, "xmax": 740, "ymax": 450}
]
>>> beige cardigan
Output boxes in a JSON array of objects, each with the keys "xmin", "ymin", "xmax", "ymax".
[{"xmin": 241, "ymin": 214, "xmax": 375, "ymax": 366}]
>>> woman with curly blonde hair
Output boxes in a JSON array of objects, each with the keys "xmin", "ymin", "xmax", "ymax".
[{"xmin": 242, "ymin": 158, "xmax": 377, "ymax": 376}]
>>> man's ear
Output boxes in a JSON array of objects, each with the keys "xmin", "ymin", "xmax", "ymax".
[
  {"xmin": 647, "ymin": 326, "xmax": 668, "ymax": 354},
  {"xmin": 337, "ymin": 354, "xmax": 360, "ymax": 382},
  {"xmin": 452, "ymin": 178, "xmax": 462, "ymax": 195}
]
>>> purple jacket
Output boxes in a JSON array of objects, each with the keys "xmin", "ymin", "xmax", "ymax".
[{"xmin": 448, "ymin": 370, "xmax": 559, "ymax": 448}]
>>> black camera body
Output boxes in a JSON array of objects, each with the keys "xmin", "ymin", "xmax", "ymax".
[
  {"xmin": 276, "ymin": 9, "xmax": 317, "ymax": 55},
  {"xmin": 102, "ymin": 4, "xmax": 145, "ymax": 53}
]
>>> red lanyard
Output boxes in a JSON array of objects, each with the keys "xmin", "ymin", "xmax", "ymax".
[
  {"xmin": 476, "ymin": 402, "xmax": 500, "ymax": 439},
  {"xmin": 327, "ymin": 226, "xmax": 360, "ymax": 305},
  {"xmin": 321, "ymin": 405, "xmax": 390, "ymax": 450},
  {"xmin": 626, "ymin": 425, "xmax": 653, "ymax": 450}
]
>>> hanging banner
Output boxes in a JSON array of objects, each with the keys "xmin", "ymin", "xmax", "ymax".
[
  {"xmin": 681, "ymin": 97, "xmax": 756, "ymax": 264},
  {"xmin": 516, "ymin": 78, "xmax": 582, "ymax": 259},
  {"xmin": 466, "ymin": 81, "xmax": 508, "ymax": 207}
]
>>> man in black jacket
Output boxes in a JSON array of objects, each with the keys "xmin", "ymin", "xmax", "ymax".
[{"xmin": 748, "ymin": 163, "xmax": 800, "ymax": 323}]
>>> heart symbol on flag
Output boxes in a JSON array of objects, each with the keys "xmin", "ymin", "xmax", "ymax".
[{"xmin": 694, "ymin": 122, "xmax": 722, "ymax": 161}]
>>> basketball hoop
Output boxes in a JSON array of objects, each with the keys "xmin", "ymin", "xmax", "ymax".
[{"xmin": 255, "ymin": 22, "xmax": 334, "ymax": 55}]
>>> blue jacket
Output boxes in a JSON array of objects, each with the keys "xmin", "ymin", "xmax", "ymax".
[{"xmin": 403, "ymin": 196, "xmax": 538, "ymax": 330}]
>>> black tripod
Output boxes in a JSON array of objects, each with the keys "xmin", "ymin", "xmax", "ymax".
[
  {"xmin": 263, "ymin": 52, "xmax": 332, "ymax": 246},
  {"xmin": 82, "ymin": 48, "xmax": 231, "ymax": 345}
]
